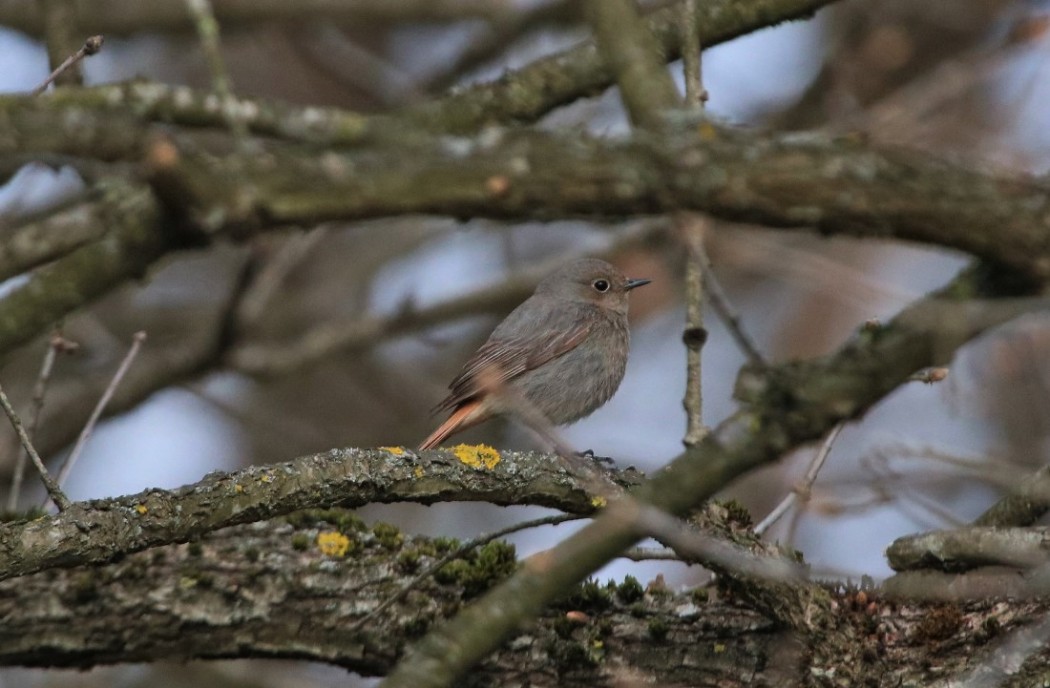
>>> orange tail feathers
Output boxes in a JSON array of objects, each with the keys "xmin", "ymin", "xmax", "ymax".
[{"xmin": 418, "ymin": 400, "xmax": 486, "ymax": 450}]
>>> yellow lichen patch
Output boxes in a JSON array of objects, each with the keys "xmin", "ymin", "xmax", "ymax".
[
  {"xmin": 714, "ymin": 643, "xmax": 726, "ymax": 654},
  {"xmin": 414, "ymin": 465, "xmax": 425, "ymax": 479},
  {"xmin": 259, "ymin": 473, "xmax": 273, "ymax": 483},
  {"xmin": 317, "ymin": 531, "xmax": 351, "ymax": 558},
  {"xmin": 133, "ymin": 504, "xmax": 148, "ymax": 515},
  {"xmin": 697, "ymin": 122, "xmax": 718, "ymax": 141},
  {"xmin": 452, "ymin": 443, "xmax": 501, "ymax": 470},
  {"xmin": 380, "ymin": 446, "xmax": 407, "ymax": 456},
  {"xmin": 234, "ymin": 483, "xmax": 244, "ymax": 493},
  {"xmin": 590, "ymin": 496, "xmax": 607, "ymax": 509}
]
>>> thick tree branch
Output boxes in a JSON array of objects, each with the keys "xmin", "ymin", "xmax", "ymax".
[
  {"xmin": 0, "ymin": 179, "xmax": 165, "ymax": 362},
  {"xmin": 585, "ymin": 0, "xmax": 681, "ymax": 130},
  {"xmin": 144, "ymin": 125, "xmax": 1050, "ymax": 285},
  {"xmin": 0, "ymin": 192, "xmax": 108, "ymax": 283},
  {"xmin": 0, "ymin": 446, "xmax": 642, "ymax": 582},
  {"xmin": 5, "ymin": 511, "xmax": 1050, "ymax": 687}
]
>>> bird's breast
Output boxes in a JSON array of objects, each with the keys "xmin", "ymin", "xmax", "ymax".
[{"xmin": 513, "ymin": 314, "xmax": 630, "ymax": 425}]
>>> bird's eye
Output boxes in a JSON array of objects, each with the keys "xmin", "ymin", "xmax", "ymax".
[{"xmin": 592, "ymin": 279, "xmax": 610, "ymax": 293}]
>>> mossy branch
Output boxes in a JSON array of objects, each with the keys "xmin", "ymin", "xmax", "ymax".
[{"xmin": 0, "ymin": 446, "xmax": 642, "ymax": 582}]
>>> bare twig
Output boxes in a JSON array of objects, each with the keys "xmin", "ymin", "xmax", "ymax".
[
  {"xmin": 6, "ymin": 331, "xmax": 77, "ymax": 511},
  {"xmin": 0, "ymin": 382, "xmax": 69, "ymax": 511},
  {"xmin": 235, "ymin": 228, "xmax": 329, "ymax": 330},
  {"xmin": 678, "ymin": 1, "xmax": 708, "ymax": 447},
  {"xmin": 679, "ymin": 0, "xmax": 708, "ymax": 108},
  {"xmin": 620, "ymin": 546, "xmax": 688, "ymax": 562},
  {"xmin": 54, "ymin": 331, "xmax": 147, "ymax": 491},
  {"xmin": 687, "ymin": 237, "xmax": 767, "ymax": 369},
  {"xmin": 184, "ymin": 0, "xmax": 247, "ymax": 139},
  {"xmin": 679, "ymin": 216, "xmax": 709, "ymax": 446},
  {"xmin": 350, "ymin": 512, "xmax": 585, "ymax": 634},
  {"xmin": 31, "ymin": 35, "xmax": 104, "ymax": 96},
  {"xmin": 754, "ymin": 422, "xmax": 844, "ymax": 536}
]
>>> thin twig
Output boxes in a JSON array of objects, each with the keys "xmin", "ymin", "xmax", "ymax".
[
  {"xmin": 680, "ymin": 216, "xmax": 709, "ymax": 446},
  {"xmin": 31, "ymin": 35, "xmax": 104, "ymax": 96},
  {"xmin": 754, "ymin": 422, "xmax": 844, "ymax": 535},
  {"xmin": 54, "ymin": 331, "xmax": 147, "ymax": 490},
  {"xmin": 184, "ymin": 0, "xmax": 248, "ymax": 140},
  {"xmin": 620, "ymin": 546, "xmax": 689, "ymax": 562},
  {"xmin": 235, "ymin": 228, "xmax": 328, "ymax": 330},
  {"xmin": 678, "ymin": 0, "xmax": 708, "ymax": 447},
  {"xmin": 350, "ymin": 513, "xmax": 585, "ymax": 634},
  {"xmin": 0, "ymin": 381, "xmax": 69, "ymax": 511},
  {"xmin": 679, "ymin": 0, "xmax": 708, "ymax": 108},
  {"xmin": 635, "ymin": 504, "xmax": 804, "ymax": 581},
  {"xmin": 6, "ymin": 331, "xmax": 76, "ymax": 511},
  {"xmin": 688, "ymin": 238, "xmax": 768, "ymax": 369}
]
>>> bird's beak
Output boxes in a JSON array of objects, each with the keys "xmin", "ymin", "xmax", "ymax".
[{"xmin": 625, "ymin": 278, "xmax": 651, "ymax": 291}]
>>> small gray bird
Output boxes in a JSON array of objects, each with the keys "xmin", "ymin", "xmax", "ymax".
[{"xmin": 419, "ymin": 258, "xmax": 650, "ymax": 450}]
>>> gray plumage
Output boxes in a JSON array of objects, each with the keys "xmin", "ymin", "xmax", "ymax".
[{"xmin": 420, "ymin": 258, "xmax": 649, "ymax": 449}]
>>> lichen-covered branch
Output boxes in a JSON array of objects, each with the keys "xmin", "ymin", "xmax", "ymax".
[
  {"xmin": 0, "ymin": 193, "xmax": 108, "ymax": 283},
  {"xmin": 0, "ymin": 179, "xmax": 165, "ymax": 361},
  {"xmin": 5, "ymin": 509, "xmax": 1050, "ymax": 688},
  {"xmin": 0, "ymin": 0, "xmax": 841, "ymax": 150},
  {"xmin": 584, "ymin": 0, "xmax": 680, "ymax": 130},
  {"xmin": 144, "ymin": 125, "xmax": 1050, "ymax": 285},
  {"xmin": 0, "ymin": 446, "xmax": 642, "ymax": 582}
]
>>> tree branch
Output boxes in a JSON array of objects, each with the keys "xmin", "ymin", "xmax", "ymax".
[
  {"xmin": 143, "ymin": 125, "xmax": 1050, "ymax": 285},
  {"xmin": 5, "ymin": 509, "xmax": 1049, "ymax": 687},
  {"xmin": 0, "ymin": 446, "xmax": 643, "ymax": 582}
]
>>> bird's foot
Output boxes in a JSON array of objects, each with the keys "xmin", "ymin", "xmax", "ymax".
[{"xmin": 576, "ymin": 449, "xmax": 616, "ymax": 466}]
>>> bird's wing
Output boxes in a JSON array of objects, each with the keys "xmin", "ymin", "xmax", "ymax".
[{"xmin": 433, "ymin": 323, "xmax": 591, "ymax": 413}]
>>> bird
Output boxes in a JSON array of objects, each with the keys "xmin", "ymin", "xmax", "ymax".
[{"xmin": 419, "ymin": 258, "xmax": 650, "ymax": 450}]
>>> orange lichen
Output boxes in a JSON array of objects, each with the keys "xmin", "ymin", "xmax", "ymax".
[
  {"xmin": 133, "ymin": 504, "xmax": 147, "ymax": 515},
  {"xmin": 380, "ymin": 446, "xmax": 407, "ymax": 456}
]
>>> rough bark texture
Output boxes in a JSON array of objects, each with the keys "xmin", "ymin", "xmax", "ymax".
[{"xmin": 3, "ymin": 510, "xmax": 1049, "ymax": 688}]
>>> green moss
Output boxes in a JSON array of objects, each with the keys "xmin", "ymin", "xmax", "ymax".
[
  {"xmin": 0, "ymin": 507, "xmax": 46, "ymax": 523},
  {"xmin": 291, "ymin": 534, "xmax": 311, "ymax": 551},
  {"xmin": 403, "ymin": 614, "xmax": 432, "ymax": 638},
  {"xmin": 432, "ymin": 536, "xmax": 461, "ymax": 554},
  {"xmin": 716, "ymin": 499, "xmax": 753, "ymax": 528},
  {"xmin": 187, "ymin": 541, "xmax": 203, "ymax": 557},
  {"xmin": 372, "ymin": 521, "xmax": 405, "ymax": 550},
  {"xmin": 70, "ymin": 572, "xmax": 98, "ymax": 603},
  {"xmin": 616, "ymin": 575, "xmax": 644, "ymax": 604},
  {"xmin": 397, "ymin": 549, "xmax": 422, "ymax": 573},
  {"xmin": 433, "ymin": 541, "xmax": 517, "ymax": 598},
  {"xmin": 647, "ymin": 618, "xmax": 669, "ymax": 641},
  {"xmin": 244, "ymin": 546, "xmax": 261, "ymax": 562},
  {"xmin": 691, "ymin": 587, "xmax": 709, "ymax": 604},
  {"xmin": 558, "ymin": 578, "xmax": 614, "ymax": 613},
  {"xmin": 544, "ymin": 638, "xmax": 597, "ymax": 671},
  {"xmin": 285, "ymin": 508, "xmax": 365, "ymax": 533}
]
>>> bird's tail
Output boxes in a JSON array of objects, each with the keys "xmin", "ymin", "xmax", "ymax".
[{"xmin": 418, "ymin": 400, "xmax": 484, "ymax": 450}]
